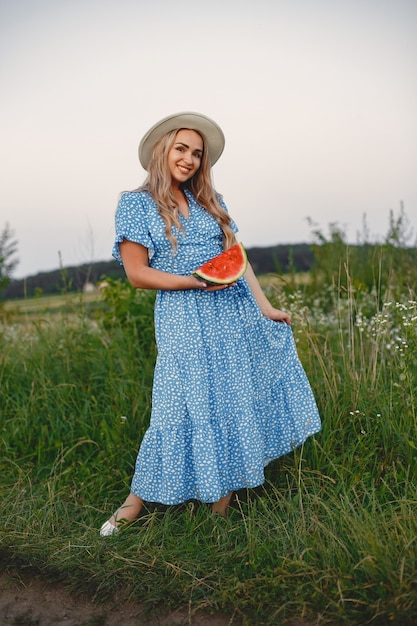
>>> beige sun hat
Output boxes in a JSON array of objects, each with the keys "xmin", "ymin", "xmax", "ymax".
[{"xmin": 138, "ymin": 111, "xmax": 225, "ymax": 170}]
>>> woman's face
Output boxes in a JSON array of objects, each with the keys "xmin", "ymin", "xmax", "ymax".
[{"xmin": 167, "ymin": 129, "xmax": 203, "ymax": 186}]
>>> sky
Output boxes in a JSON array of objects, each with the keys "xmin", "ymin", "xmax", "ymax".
[{"xmin": 1, "ymin": 0, "xmax": 416, "ymax": 279}]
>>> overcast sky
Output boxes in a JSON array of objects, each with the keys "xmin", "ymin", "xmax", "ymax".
[{"xmin": 1, "ymin": 0, "xmax": 416, "ymax": 279}]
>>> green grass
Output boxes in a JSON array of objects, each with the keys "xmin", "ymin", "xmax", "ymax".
[
  {"xmin": 1, "ymin": 273, "xmax": 416, "ymax": 625},
  {"xmin": 2, "ymin": 290, "xmax": 100, "ymax": 313}
]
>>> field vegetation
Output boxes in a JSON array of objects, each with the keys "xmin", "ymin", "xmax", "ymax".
[{"xmin": 0, "ymin": 210, "xmax": 416, "ymax": 624}]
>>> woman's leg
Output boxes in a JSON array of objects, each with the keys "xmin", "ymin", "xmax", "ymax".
[
  {"xmin": 109, "ymin": 492, "xmax": 144, "ymax": 526},
  {"xmin": 211, "ymin": 491, "xmax": 233, "ymax": 517},
  {"xmin": 101, "ymin": 491, "xmax": 233, "ymax": 535},
  {"xmin": 100, "ymin": 493, "xmax": 144, "ymax": 535}
]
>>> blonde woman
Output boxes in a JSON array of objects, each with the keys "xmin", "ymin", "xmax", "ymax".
[{"xmin": 100, "ymin": 112, "xmax": 321, "ymax": 536}]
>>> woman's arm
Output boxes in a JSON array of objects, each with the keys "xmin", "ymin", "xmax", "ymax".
[
  {"xmin": 120, "ymin": 240, "xmax": 230, "ymax": 292},
  {"xmin": 120, "ymin": 240, "xmax": 204, "ymax": 290},
  {"xmin": 244, "ymin": 262, "xmax": 291, "ymax": 324}
]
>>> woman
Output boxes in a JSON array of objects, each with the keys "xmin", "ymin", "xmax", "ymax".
[{"xmin": 100, "ymin": 112, "xmax": 321, "ymax": 536}]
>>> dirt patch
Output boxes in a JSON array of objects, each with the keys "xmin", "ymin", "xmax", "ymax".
[
  {"xmin": 0, "ymin": 569, "xmax": 323, "ymax": 626},
  {"xmin": 0, "ymin": 569, "xmax": 239, "ymax": 626}
]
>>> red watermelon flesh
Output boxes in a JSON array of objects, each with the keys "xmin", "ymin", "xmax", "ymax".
[{"xmin": 192, "ymin": 242, "xmax": 248, "ymax": 285}]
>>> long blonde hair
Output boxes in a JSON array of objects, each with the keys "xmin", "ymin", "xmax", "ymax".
[{"xmin": 137, "ymin": 129, "xmax": 236, "ymax": 251}]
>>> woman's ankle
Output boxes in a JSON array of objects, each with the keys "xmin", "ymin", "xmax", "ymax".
[{"xmin": 212, "ymin": 491, "xmax": 233, "ymax": 517}]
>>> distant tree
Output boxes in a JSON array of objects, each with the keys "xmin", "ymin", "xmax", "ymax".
[{"xmin": 0, "ymin": 223, "xmax": 19, "ymax": 292}]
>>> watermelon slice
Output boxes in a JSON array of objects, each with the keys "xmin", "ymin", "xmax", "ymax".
[{"xmin": 192, "ymin": 242, "xmax": 248, "ymax": 285}]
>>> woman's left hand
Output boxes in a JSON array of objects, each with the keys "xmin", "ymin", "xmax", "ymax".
[{"xmin": 263, "ymin": 307, "xmax": 291, "ymax": 325}]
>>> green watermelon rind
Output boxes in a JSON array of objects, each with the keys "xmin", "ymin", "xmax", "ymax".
[{"xmin": 192, "ymin": 242, "xmax": 248, "ymax": 285}]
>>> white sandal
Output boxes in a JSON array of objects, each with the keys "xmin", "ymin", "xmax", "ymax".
[{"xmin": 100, "ymin": 520, "xmax": 118, "ymax": 537}]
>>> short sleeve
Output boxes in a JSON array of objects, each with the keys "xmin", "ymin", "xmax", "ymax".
[
  {"xmin": 217, "ymin": 194, "xmax": 239, "ymax": 234},
  {"xmin": 112, "ymin": 192, "xmax": 155, "ymax": 265}
]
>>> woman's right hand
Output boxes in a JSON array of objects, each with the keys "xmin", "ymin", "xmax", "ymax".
[{"xmin": 192, "ymin": 277, "xmax": 236, "ymax": 292}]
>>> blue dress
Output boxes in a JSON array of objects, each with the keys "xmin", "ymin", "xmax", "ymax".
[{"xmin": 112, "ymin": 189, "xmax": 321, "ymax": 504}]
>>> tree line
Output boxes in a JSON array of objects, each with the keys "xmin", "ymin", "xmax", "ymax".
[
  {"xmin": 1, "ymin": 244, "xmax": 314, "ymax": 299},
  {"xmin": 2, "ymin": 206, "xmax": 415, "ymax": 301}
]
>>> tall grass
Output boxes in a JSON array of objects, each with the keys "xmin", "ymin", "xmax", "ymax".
[{"xmin": 1, "ymin": 226, "xmax": 417, "ymax": 624}]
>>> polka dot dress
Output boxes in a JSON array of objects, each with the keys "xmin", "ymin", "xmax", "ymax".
[{"xmin": 112, "ymin": 189, "xmax": 321, "ymax": 504}]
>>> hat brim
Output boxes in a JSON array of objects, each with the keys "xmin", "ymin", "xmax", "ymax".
[{"xmin": 138, "ymin": 112, "xmax": 225, "ymax": 171}]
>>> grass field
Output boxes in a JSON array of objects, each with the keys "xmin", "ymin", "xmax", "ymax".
[
  {"xmin": 1, "ymin": 250, "xmax": 416, "ymax": 625},
  {"xmin": 3, "ymin": 290, "xmax": 100, "ymax": 314}
]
